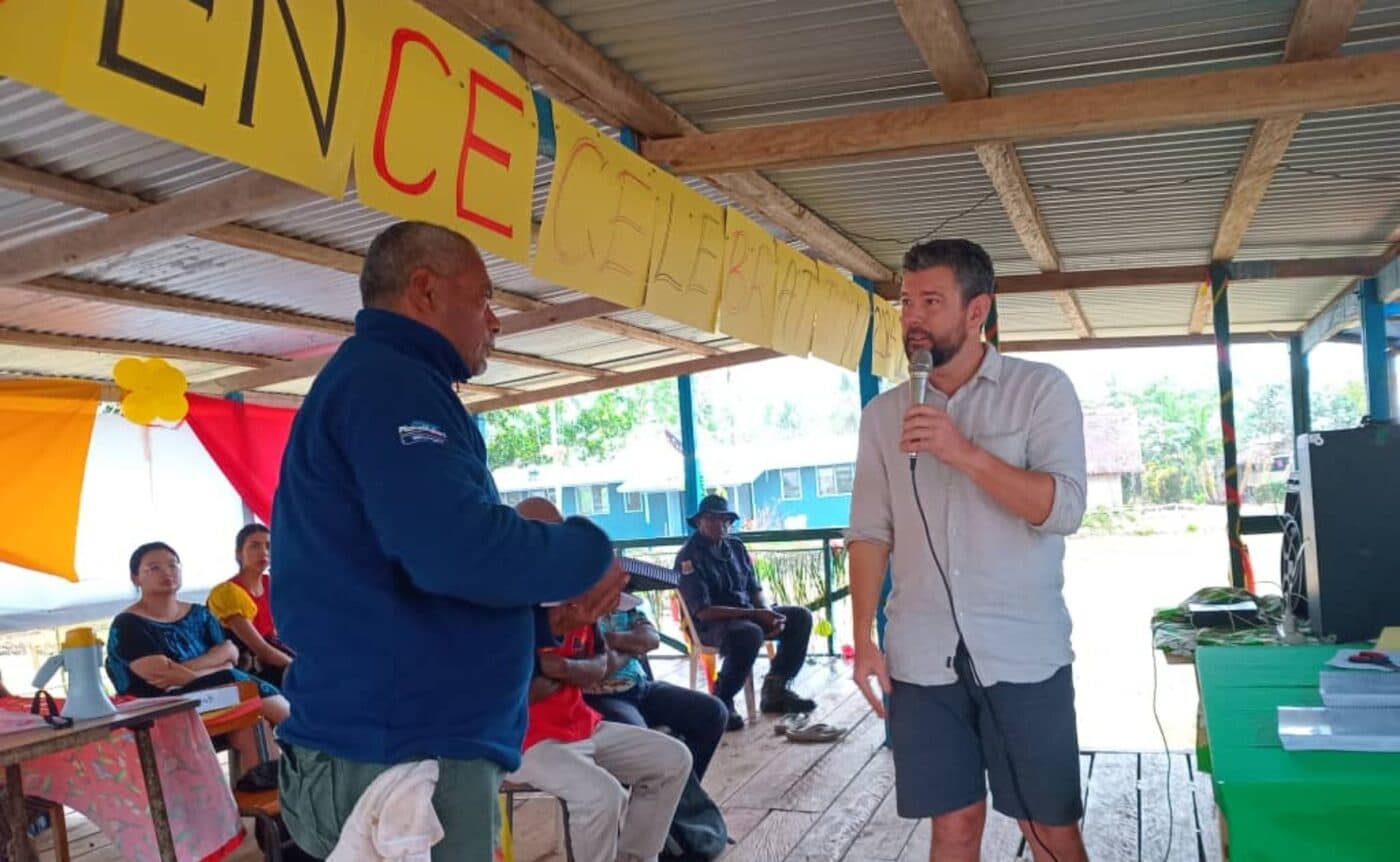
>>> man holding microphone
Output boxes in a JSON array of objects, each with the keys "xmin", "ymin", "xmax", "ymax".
[{"xmin": 846, "ymin": 239, "xmax": 1088, "ymax": 862}]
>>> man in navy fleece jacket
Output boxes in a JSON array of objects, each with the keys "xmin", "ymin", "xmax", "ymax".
[{"xmin": 272, "ymin": 221, "xmax": 622, "ymax": 861}]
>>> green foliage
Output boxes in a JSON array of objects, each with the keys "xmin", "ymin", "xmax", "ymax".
[
  {"xmin": 1310, "ymin": 380, "xmax": 1366, "ymax": 431},
  {"xmin": 482, "ymin": 380, "xmax": 679, "ymax": 469}
]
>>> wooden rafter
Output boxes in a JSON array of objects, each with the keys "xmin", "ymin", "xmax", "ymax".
[
  {"xmin": 640, "ymin": 52, "xmax": 1400, "ymax": 174},
  {"xmin": 1192, "ymin": 0, "xmax": 1364, "ymax": 333},
  {"xmin": 491, "ymin": 348, "xmax": 616, "ymax": 378},
  {"xmin": 0, "ymin": 172, "xmax": 320, "ymax": 284},
  {"xmin": 422, "ymin": 0, "xmax": 894, "ymax": 282},
  {"xmin": 0, "ymin": 159, "xmax": 719, "ymax": 357},
  {"xmin": 895, "ymin": 0, "xmax": 1091, "ymax": 337},
  {"xmin": 882, "ymin": 255, "xmax": 1389, "ymax": 302},
  {"xmin": 472, "ymin": 348, "xmax": 778, "ymax": 413},
  {"xmin": 0, "ymin": 326, "xmax": 281, "ymax": 368},
  {"xmin": 14, "ymin": 276, "xmax": 352, "ymax": 335},
  {"xmin": 1002, "ymin": 333, "xmax": 1281, "ymax": 353}
]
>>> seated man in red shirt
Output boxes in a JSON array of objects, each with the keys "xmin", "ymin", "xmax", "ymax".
[{"xmin": 510, "ymin": 499, "xmax": 691, "ymax": 862}]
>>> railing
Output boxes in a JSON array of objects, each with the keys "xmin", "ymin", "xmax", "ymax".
[{"xmin": 612, "ymin": 527, "xmax": 848, "ymax": 656}]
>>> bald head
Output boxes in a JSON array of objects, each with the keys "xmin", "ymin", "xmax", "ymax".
[{"xmin": 515, "ymin": 496, "xmax": 564, "ymax": 524}]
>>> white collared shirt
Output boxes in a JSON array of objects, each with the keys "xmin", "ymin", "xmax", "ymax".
[{"xmin": 845, "ymin": 346, "xmax": 1087, "ymax": 685}]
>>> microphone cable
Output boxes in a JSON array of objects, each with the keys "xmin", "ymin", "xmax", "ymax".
[{"xmin": 908, "ymin": 457, "xmax": 1064, "ymax": 862}]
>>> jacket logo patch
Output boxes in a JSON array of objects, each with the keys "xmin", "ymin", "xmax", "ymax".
[{"xmin": 398, "ymin": 421, "xmax": 447, "ymax": 446}]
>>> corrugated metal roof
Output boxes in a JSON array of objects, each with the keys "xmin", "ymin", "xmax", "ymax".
[
  {"xmin": 994, "ymin": 292, "xmax": 1074, "ymax": 336},
  {"xmin": 0, "ymin": 345, "xmax": 228, "ymax": 382},
  {"xmin": 0, "ymin": 286, "xmax": 339, "ymax": 358},
  {"xmin": 1227, "ymin": 276, "xmax": 1355, "ymax": 327},
  {"xmin": 0, "ymin": 190, "xmax": 102, "ymax": 252},
  {"xmin": 1018, "ymin": 123, "xmax": 1249, "ymax": 268},
  {"xmin": 1073, "ymin": 283, "xmax": 1200, "ymax": 334},
  {"xmin": 545, "ymin": 0, "xmax": 939, "ymax": 129},
  {"xmin": 61, "ymin": 236, "xmax": 364, "ymax": 321},
  {"xmin": 0, "ymin": 81, "xmax": 242, "ymax": 199},
  {"xmin": 1239, "ymin": 106, "xmax": 1400, "ymax": 259},
  {"xmin": 767, "ymin": 152, "xmax": 1029, "ymax": 273}
]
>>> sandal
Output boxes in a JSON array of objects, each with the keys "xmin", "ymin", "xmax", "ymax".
[
  {"xmin": 783, "ymin": 722, "xmax": 846, "ymax": 744},
  {"xmin": 773, "ymin": 712, "xmax": 811, "ymax": 736}
]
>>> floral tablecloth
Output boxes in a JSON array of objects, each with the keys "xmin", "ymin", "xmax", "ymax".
[{"xmin": 1, "ymin": 697, "xmax": 244, "ymax": 861}]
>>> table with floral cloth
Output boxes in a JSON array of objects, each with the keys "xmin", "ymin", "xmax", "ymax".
[{"xmin": 1, "ymin": 696, "xmax": 243, "ymax": 862}]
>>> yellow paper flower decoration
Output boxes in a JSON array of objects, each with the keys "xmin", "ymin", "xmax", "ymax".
[
  {"xmin": 112, "ymin": 357, "xmax": 189, "ymax": 425},
  {"xmin": 814, "ymin": 618, "xmax": 835, "ymax": 638}
]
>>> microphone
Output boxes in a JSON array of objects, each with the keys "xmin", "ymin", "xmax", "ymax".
[{"xmin": 908, "ymin": 349, "xmax": 933, "ymax": 463}]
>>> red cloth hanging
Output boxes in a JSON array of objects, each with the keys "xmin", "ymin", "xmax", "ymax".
[{"xmin": 185, "ymin": 394, "xmax": 297, "ymax": 523}]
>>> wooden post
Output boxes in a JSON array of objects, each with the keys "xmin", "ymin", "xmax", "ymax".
[{"xmin": 1210, "ymin": 264, "xmax": 1247, "ymax": 589}]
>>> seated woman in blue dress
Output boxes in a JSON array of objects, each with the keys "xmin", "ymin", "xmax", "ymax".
[{"xmin": 107, "ymin": 541, "xmax": 290, "ymax": 779}]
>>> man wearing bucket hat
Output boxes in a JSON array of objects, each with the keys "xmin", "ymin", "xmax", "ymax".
[{"xmin": 676, "ymin": 494, "xmax": 816, "ymax": 730}]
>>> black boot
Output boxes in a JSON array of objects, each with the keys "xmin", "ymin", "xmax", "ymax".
[
  {"xmin": 722, "ymin": 700, "xmax": 745, "ymax": 731},
  {"xmin": 761, "ymin": 675, "xmax": 816, "ymax": 714}
]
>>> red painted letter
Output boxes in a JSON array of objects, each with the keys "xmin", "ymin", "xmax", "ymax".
[
  {"xmin": 456, "ymin": 70, "xmax": 525, "ymax": 238},
  {"xmin": 372, "ymin": 28, "xmax": 449, "ymax": 195}
]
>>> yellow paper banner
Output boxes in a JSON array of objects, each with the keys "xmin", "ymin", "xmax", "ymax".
[
  {"xmin": 644, "ymin": 175, "xmax": 725, "ymax": 332},
  {"xmin": 717, "ymin": 208, "xmax": 777, "ymax": 348},
  {"xmin": 771, "ymin": 243, "xmax": 818, "ymax": 357},
  {"xmin": 60, "ymin": 0, "xmax": 368, "ymax": 197},
  {"xmin": 534, "ymin": 105, "xmax": 659, "ymax": 307},
  {"xmin": 0, "ymin": 379, "xmax": 101, "ymax": 581},
  {"xmin": 871, "ymin": 297, "xmax": 907, "ymax": 380},
  {"xmin": 354, "ymin": 0, "xmax": 538, "ymax": 265},
  {"xmin": 811, "ymin": 263, "xmax": 870, "ymax": 372},
  {"xmin": 841, "ymin": 282, "xmax": 873, "ymax": 371},
  {"xmin": 0, "ymin": 0, "xmax": 68, "ymax": 92}
]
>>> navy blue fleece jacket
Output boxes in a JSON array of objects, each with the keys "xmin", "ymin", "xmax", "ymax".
[{"xmin": 271, "ymin": 309, "xmax": 613, "ymax": 770}]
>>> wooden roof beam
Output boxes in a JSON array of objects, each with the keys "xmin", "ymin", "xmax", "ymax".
[
  {"xmin": 896, "ymin": 0, "xmax": 1090, "ymax": 337},
  {"xmin": 0, "ymin": 172, "xmax": 320, "ymax": 285},
  {"xmin": 0, "ymin": 326, "xmax": 281, "ymax": 368},
  {"xmin": 1193, "ymin": 0, "xmax": 1364, "ymax": 332},
  {"xmin": 641, "ymin": 52, "xmax": 1400, "ymax": 174},
  {"xmin": 471, "ymin": 348, "xmax": 778, "ymax": 412},
  {"xmin": 0, "ymin": 159, "xmax": 718, "ymax": 356},
  {"xmin": 424, "ymin": 0, "xmax": 893, "ymax": 281}
]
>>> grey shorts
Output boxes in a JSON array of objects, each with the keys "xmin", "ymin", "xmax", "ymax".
[{"xmin": 888, "ymin": 644, "xmax": 1082, "ymax": 825}]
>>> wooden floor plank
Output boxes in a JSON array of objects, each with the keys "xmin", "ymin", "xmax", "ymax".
[
  {"xmin": 1081, "ymin": 752, "xmax": 1138, "ymax": 862},
  {"xmin": 785, "ymin": 750, "xmax": 895, "ymax": 862},
  {"xmin": 704, "ymin": 666, "xmax": 857, "ymax": 806},
  {"xmin": 729, "ymin": 695, "xmax": 872, "ymax": 810},
  {"xmin": 895, "ymin": 819, "xmax": 931, "ymax": 862},
  {"xmin": 841, "ymin": 770, "xmax": 914, "ymax": 861},
  {"xmin": 1188, "ymin": 755, "xmax": 1223, "ymax": 862},
  {"xmin": 776, "ymin": 705, "xmax": 882, "ymax": 812},
  {"xmin": 722, "ymin": 806, "xmax": 773, "ymax": 846},
  {"xmin": 721, "ymin": 810, "xmax": 818, "ymax": 862},
  {"xmin": 1139, "ymin": 753, "xmax": 1197, "ymax": 862},
  {"xmin": 981, "ymin": 807, "xmax": 1025, "ymax": 860}
]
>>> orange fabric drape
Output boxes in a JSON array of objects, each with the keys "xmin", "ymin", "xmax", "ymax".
[{"xmin": 0, "ymin": 379, "xmax": 101, "ymax": 581}]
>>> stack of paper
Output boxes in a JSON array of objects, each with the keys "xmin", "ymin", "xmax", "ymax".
[{"xmin": 1279, "ymin": 706, "xmax": 1400, "ymax": 753}]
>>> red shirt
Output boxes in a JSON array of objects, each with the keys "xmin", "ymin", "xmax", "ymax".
[
  {"xmin": 231, "ymin": 575, "xmax": 276, "ymax": 637},
  {"xmin": 522, "ymin": 624, "xmax": 602, "ymax": 751}
]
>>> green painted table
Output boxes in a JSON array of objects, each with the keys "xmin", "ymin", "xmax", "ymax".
[{"xmin": 1196, "ymin": 644, "xmax": 1400, "ymax": 862}]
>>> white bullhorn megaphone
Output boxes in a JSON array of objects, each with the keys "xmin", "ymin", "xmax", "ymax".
[{"xmin": 33, "ymin": 627, "xmax": 118, "ymax": 720}]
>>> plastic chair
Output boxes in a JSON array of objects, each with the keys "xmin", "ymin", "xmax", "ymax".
[{"xmin": 672, "ymin": 593, "xmax": 773, "ymax": 720}]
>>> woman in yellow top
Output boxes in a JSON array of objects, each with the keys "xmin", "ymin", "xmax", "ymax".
[{"xmin": 207, "ymin": 524, "xmax": 293, "ymax": 687}]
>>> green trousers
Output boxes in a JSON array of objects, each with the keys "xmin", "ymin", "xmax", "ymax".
[{"xmin": 278, "ymin": 743, "xmax": 503, "ymax": 861}]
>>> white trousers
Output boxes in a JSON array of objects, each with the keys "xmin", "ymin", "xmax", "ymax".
[{"xmin": 506, "ymin": 721, "xmax": 692, "ymax": 862}]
